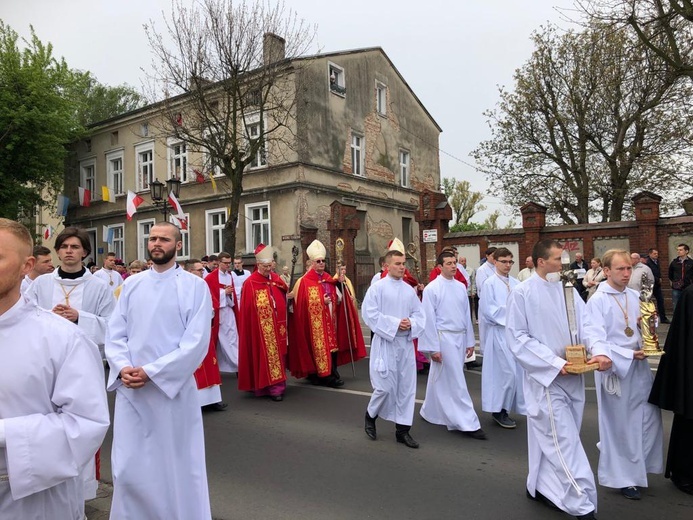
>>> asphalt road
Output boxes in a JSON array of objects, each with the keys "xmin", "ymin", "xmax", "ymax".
[{"xmin": 94, "ymin": 358, "xmax": 692, "ymax": 520}]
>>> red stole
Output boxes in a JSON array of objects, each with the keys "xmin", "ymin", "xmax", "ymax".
[
  {"xmin": 237, "ymin": 271, "xmax": 288, "ymax": 391},
  {"xmin": 288, "ymin": 269, "xmax": 338, "ymax": 378}
]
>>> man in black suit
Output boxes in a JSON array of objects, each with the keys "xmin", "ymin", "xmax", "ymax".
[{"xmin": 646, "ymin": 248, "xmax": 669, "ymax": 323}]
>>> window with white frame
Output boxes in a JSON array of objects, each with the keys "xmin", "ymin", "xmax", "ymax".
[
  {"xmin": 80, "ymin": 159, "xmax": 96, "ymax": 195},
  {"xmin": 351, "ymin": 133, "xmax": 364, "ymax": 176},
  {"xmin": 376, "ymin": 82, "xmax": 387, "ymax": 115},
  {"xmin": 106, "ymin": 151, "xmax": 124, "ymax": 196},
  {"xmin": 137, "ymin": 219, "xmax": 155, "ymax": 261},
  {"xmin": 168, "ymin": 139, "xmax": 189, "ymax": 182},
  {"xmin": 108, "ymin": 224, "xmax": 125, "ymax": 262},
  {"xmin": 246, "ymin": 202, "xmax": 270, "ymax": 251},
  {"xmin": 170, "ymin": 213, "xmax": 190, "ymax": 259},
  {"xmin": 135, "ymin": 142, "xmax": 155, "ymax": 192},
  {"xmin": 203, "ymin": 127, "xmax": 223, "ymax": 177},
  {"xmin": 399, "ymin": 150, "xmax": 410, "ymax": 188},
  {"xmin": 328, "ymin": 62, "xmax": 346, "ymax": 96},
  {"xmin": 245, "ymin": 113, "xmax": 267, "ymax": 169},
  {"xmin": 206, "ymin": 209, "xmax": 227, "ymax": 255}
]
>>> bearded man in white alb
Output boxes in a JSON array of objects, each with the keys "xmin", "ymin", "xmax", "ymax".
[
  {"xmin": 584, "ymin": 249, "xmax": 663, "ymax": 501},
  {"xmin": 106, "ymin": 222, "xmax": 213, "ymax": 520},
  {"xmin": 0, "ymin": 219, "xmax": 108, "ymax": 519}
]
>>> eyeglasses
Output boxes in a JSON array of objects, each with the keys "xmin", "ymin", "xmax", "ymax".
[
  {"xmin": 220, "ymin": 261, "xmax": 232, "ymax": 265},
  {"xmin": 314, "ymin": 259, "xmax": 325, "ymax": 264},
  {"xmin": 497, "ymin": 260, "xmax": 515, "ymax": 265}
]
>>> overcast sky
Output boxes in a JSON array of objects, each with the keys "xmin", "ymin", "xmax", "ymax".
[{"xmin": 1, "ymin": 0, "xmax": 578, "ymax": 223}]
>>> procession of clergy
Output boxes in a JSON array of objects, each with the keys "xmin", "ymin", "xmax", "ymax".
[{"xmin": 1, "ymin": 217, "xmax": 690, "ymax": 520}]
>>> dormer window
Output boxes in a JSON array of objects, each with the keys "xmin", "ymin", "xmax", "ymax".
[{"xmin": 328, "ymin": 62, "xmax": 346, "ymax": 96}]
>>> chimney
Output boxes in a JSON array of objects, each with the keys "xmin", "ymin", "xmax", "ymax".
[{"xmin": 263, "ymin": 33, "xmax": 286, "ymax": 66}]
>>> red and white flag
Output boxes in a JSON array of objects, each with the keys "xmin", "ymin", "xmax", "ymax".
[
  {"xmin": 78, "ymin": 187, "xmax": 91, "ymax": 207},
  {"xmin": 168, "ymin": 191, "xmax": 184, "ymax": 217},
  {"xmin": 126, "ymin": 190, "xmax": 144, "ymax": 221},
  {"xmin": 43, "ymin": 225, "xmax": 53, "ymax": 240},
  {"xmin": 171, "ymin": 213, "xmax": 189, "ymax": 231}
]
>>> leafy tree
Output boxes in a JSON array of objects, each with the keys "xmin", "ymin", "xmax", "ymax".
[
  {"xmin": 0, "ymin": 22, "xmax": 86, "ymax": 219},
  {"xmin": 144, "ymin": 0, "xmax": 315, "ymax": 255},
  {"xmin": 473, "ymin": 22, "xmax": 693, "ymax": 224},
  {"xmin": 0, "ymin": 22, "xmax": 147, "ymax": 220},
  {"xmin": 74, "ymin": 74, "xmax": 145, "ymax": 126},
  {"xmin": 441, "ymin": 177, "xmax": 486, "ymax": 225}
]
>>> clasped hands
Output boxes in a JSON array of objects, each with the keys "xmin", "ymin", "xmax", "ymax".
[
  {"xmin": 120, "ymin": 366, "xmax": 150, "ymax": 389},
  {"xmin": 52, "ymin": 304, "xmax": 78, "ymax": 322}
]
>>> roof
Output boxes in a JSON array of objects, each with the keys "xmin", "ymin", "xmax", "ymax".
[{"xmin": 88, "ymin": 46, "xmax": 442, "ymax": 133}]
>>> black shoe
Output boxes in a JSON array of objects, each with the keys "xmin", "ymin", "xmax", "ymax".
[
  {"xmin": 203, "ymin": 402, "xmax": 228, "ymax": 412},
  {"xmin": 575, "ymin": 512, "xmax": 596, "ymax": 520},
  {"xmin": 364, "ymin": 412, "xmax": 377, "ymax": 440},
  {"xmin": 463, "ymin": 428, "xmax": 488, "ymax": 440},
  {"xmin": 465, "ymin": 360, "xmax": 482, "ymax": 370},
  {"xmin": 306, "ymin": 374, "xmax": 320, "ymax": 385},
  {"xmin": 270, "ymin": 395, "xmax": 283, "ymax": 402},
  {"xmin": 327, "ymin": 377, "xmax": 345, "ymax": 388},
  {"xmin": 673, "ymin": 479, "xmax": 693, "ymax": 495},
  {"xmin": 526, "ymin": 488, "xmax": 560, "ymax": 511},
  {"xmin": 396, "ymin": 432, "xmax": 419, "ymax": 449},
  {"xmin": 621, "ymin": 486, "xmax": 640, "ymax": 500}
]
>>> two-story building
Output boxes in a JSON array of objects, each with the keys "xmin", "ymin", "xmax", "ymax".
[{"xmin": 64, "ymin": 39, "xmax": 441, "ymax": 298}]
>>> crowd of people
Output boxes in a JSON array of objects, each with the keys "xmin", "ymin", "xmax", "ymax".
[{"xmin": 1, "ymin": 218, "xmax": 692, "ymax": 520}]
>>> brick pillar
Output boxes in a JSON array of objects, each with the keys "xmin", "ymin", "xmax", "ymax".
[
  {"xmin": 415, "ymin": 189, "xmax": 452, "ymax": 279},
  {"xmin": 327, "ymin": 200, "xmax": 360, "ymax": 281},
  {"xmin": 520, "ymin": 202, "xmax": 547, "ymax": 260},
  {"xmin": 631, "ymin": 191, "xmax": 662, "ymax": 255}
]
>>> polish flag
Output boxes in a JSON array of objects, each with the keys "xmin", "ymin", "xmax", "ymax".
[
  {"xmin": 78, "ymin": 187, "xmax": 91, "ymax": 207},
  {"xmin": 43, "ymin": 225, "xmax": 53, "ymax": 240},
  {"xmin": 168, "ymin": 191, "xmax": 185, "ymax": 218},
  {"xmin": 126, "ymin": 190, "xmax": 144, "ymax": 221},
  {"xmin": 171, "ymin": 213, "xmax": 189, "ymax": 231}
]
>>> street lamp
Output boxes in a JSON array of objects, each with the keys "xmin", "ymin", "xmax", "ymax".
[{"xmin": 150, "ymin": 177, "xmax": 182, "ymax": 220}]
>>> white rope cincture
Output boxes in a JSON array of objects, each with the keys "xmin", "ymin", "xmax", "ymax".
[{"xmin": 545, "ymin": 387, "xmax": 584, "ymax": 496}]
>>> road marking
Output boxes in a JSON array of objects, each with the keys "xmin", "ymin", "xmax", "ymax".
[{"xmin": 286, "ymin": 381, "xmax": 425, "ymax": 405}]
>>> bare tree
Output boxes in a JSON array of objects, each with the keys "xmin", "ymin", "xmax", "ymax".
[
  {"xmin": 473, "ymin": 22, "xmax": 693, "ymax": 224},
  {"xmin": 580, "ymin": 1, "xmax": 693, "ymax": 81},
  {"xmin": 145, "ymin": 0, "xmax": 316, "ymax": 254}
]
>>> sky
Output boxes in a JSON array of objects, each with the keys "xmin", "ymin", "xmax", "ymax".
[{"xmin": 1, "ymin": 0, "xmax": 579, "ymax": 224}]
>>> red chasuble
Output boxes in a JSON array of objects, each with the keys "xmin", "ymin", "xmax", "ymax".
[
  {"xmin": 194, "ymin": 269, "xmax": 238, "ymax": 390},
  {"xmin": 428, "ymin": 265, "xmax": 468, "ymax": 287},
  {"xmin": 237, "ymin": 270, "xmax": 288, "ymax": 391},
  {"xmin": 333, "ymin": 275, "xmax": 367, "ymax": 366},
  {"xmin": 287, "ymin": 269, "xmax": 338, "ymax": 379}
]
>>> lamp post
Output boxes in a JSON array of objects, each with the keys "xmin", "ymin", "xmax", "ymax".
[{"xmin": 149, "ymin": 177, "xmax": 182, "ymax": 220}]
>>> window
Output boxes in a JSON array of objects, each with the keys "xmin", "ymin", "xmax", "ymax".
[
  {"xmin": 106, "ymin": 151, "xmax": 124, "ymax": 196},
  {"xmin": 140, "ymin": 123, "xmax": 149, "ymax": 137},
  {"xmin": 80, "ymin": 159, "xmax": 96, "ymax": 195},
  {"xmin": 137, "ymin": 219, "xmax": 155, "ymax": 261},
  {"xmin": 170, "ymin": 213, "xmax": 190, "ymax": 260},
  {"xmin": 168, "ymin": 139, "xmax": 189, "ymax": 182},
  {"xmin": 246, "ymin": 202, "xmax": 270, "ymax": 251},
  {"xmin": 351, "ymin": 133, "xmax": 364, "ymax": 176},
  {"xmin": 206, "ymin": 209, "xmax": 227, "ymax": 255},
  {"xmin": 108, "ymin": 224, "xmax": 125, "ymax": 262},
  {"xmin": 328, "ymin": 62, "xmax": 346, "ymax": 96},
  {"xmin": 246, "ymin": 89, "xmax": 261, "ymax": 106},
  {"xmin": 400, "ymin": 150, "xmax": 410, "ymax": 188},
  {"xmin": 135, "ymin": 142, "xmax": 155, "ymax": 192},
  {"xmin": 245, "ymin": 113, "xmax": 267, "ymax": 169},
  {"xmin": 376, "ymin": 82, "xmax": 387, "ymax": 115}
]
